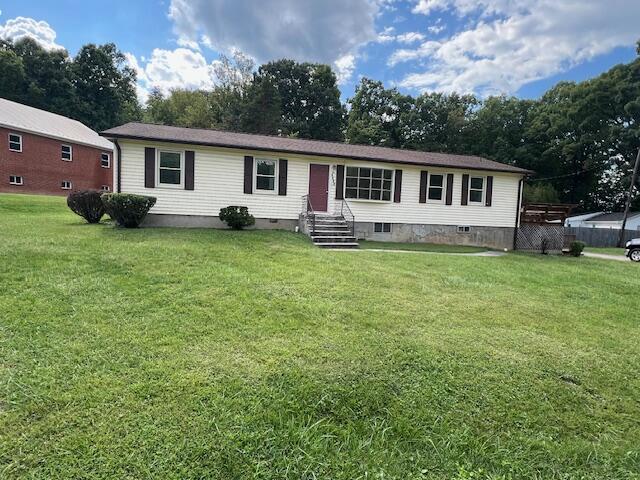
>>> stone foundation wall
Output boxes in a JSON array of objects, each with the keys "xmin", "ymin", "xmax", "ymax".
[{"xmin": 355, "ymin": 222, "xmax": 515, "ymax": 250}]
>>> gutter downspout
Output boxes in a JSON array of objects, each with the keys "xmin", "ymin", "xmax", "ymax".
[
  {"xmin": 512, "ymin": 177, "xmax": 524, "ymax": 250},
  {"xmin": 114, "ymin": 139, "xmax": 122, "ymax": 193}
]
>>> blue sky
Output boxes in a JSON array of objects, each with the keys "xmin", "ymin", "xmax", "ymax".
[{"xmin": 1, "ymin": 0, "xmax": 638, "ymax": 103}]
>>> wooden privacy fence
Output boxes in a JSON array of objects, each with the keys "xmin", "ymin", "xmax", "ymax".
[{"xmin": 566, "ymin": 227, "xmax": 639, "ymax": 247}]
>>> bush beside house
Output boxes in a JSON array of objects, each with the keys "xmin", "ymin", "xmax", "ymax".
[
  {"xmin": 219, "ymin": 206, "xmax": 255, "ymax": 230},
  {"xmin": 101, "ymin": 193, "xmax": 156, "ymax": 228},
  {"xmin": 67, "ymin": 190, "xmax": 106, "ymax": 224}
]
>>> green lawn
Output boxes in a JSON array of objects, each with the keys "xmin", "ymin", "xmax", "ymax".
[
  {"xmin": 358, "ymin": 240, "xmax": 487, "ymax": 253},
  {"xmin": 585, "ymin": 246, "xmax": 627, "ymax": 256},
  {"xmin": 1, "ymin": 193, "xmax": 639, "ymax": 479}
]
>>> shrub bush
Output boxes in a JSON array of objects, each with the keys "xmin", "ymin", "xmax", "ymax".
[
  {"xmin": 219, "ymin": 206, "xmax": 255, "ymax": 230},
  {"xmin": 101, "ymin": 193, "xmax": 156, "ymax": 228},
  {"xmin": 569, "ymin": 240, "xmax": 586, "ymax": 257},
  {"xmin": 67, "ymin": 190, "xmax": 105, "ymax": 224}
]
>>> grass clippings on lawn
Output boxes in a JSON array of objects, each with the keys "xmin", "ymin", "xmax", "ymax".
[{"xmin": 1, "ymin": 193, "xmax": 639, "ymax": 479}]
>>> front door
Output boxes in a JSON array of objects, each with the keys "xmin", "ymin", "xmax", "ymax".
[{"xmin": 308, "ymin": 164, "xmax": 329, "ymax": 212}]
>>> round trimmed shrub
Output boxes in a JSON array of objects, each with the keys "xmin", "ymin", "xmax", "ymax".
[
  {"xmin": 219, "ymin": 206, "xmax": 255, "ymax": 230},
  {"xmin": 67, "ymin": 190, "xmax": 105, "ymax": 224},
  {"xmin": 101, "ymin": 193, "xmax": 156, "ymax": 228},
  {"xmin": 569, "ymin": 240, "xmax": 586, "ymax": 257}
]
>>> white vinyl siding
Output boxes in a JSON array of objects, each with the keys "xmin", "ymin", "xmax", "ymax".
[{"xmin": 118, "ymin": 140, "xmax": 522, "ymax": 228}]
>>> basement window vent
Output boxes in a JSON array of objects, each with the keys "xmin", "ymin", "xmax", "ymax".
[
  {"xmin": 457, "ymin": 225, "xmax": 471, "ymax": 233},
  {"xmin": 101, "ymin": 185, "xmax": 110, "ymax": 192},
  {"xmin": 61, "ymin": 180, "xmax": 72, "ymax": 190},
  {"xmin": 374, "ymin": 222, "xmax": 392, "ymax": 233},
  {"xmin": 9, "ymin": 175, "xmax": 23, "ymax": 185}
]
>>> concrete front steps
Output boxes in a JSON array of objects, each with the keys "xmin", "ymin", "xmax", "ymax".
[{"xmin": 308, "ymin": 214, "xmax": 359, "ymax": 249}]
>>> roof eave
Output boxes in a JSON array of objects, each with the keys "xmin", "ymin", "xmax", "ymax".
[
  {"xmin": 4, "ymin": 123, "xmax": 113, "ymax": 151},
  {"xmin": 101, "ymin": 131, "xmax": 533, "ymax": 175}
]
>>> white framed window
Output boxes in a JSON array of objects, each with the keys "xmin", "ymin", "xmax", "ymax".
[
  {"xmin": 9, "ymin": 175, "xmax": 23, "ymax": 185},
  {"xmin": 9, "ymin": 133, "xmax": 22, "ymax": 152},
  {"xmin": 374, "ymin": 222, "xmax": 392, "ymax": 233},
  {"xmin": 157, "ymin": 150, "xmax": 183, "ymax": 187},
  {"xmin": 457, "ymin": 225, "xmax": 471, "ymax": 233},
  {"xmin": 61, "ymin": 180, "xmax": 72, "ymax": 190},
  {"xmin": 61, "ymin": 144, "xmax": 72, "ymax": 161},
  {"xmin": 468, "ymin": 176, "xmax": 485, "ymax": 203},
  {"xmin": 255, "ymin": 158, "xmax": 277, "ymax": 192},
  {"xmin": 100, "ymin": 152, "xmax": 111, "ymax": 168},
  {"xmin": 345, "ymin": 166, "xmax": 393, "ymax": 201},
  {"xmin": 427, "ymin": 173, "xmax": 445, "ymax": 202},
  {"xmin": 101, "ymin": 185, "xmax": 110, "ymax": 192}
]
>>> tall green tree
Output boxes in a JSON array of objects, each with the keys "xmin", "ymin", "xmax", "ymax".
[
  {"xmin": 346, "ymin": 78, "xmax": 412, "ymax": 147},
  {"xmin": 71, "ymin": 43, "xmax": 141, "ymax": 131},
  {"xmin": 0, "ymin": 40, "xmax": 27, "ymax": 101},
  {"xmin": 401, "ymin": 92, "xmax": 478, "ymax": 153},
  {"xmin": 9, "ymin": 38, "xmax": 75, "ymax": 117},
  {"xmin": 240, "ymin": 75, "xmax": 282, "ymax": 135},
  {"xmin": 257, "ymin": 60, "xmax": 345, "ymax": 140},
  {"xmin": 465, "ymin": 96, "xmax": 536, "ymax": 167},
  {"xmin": 144, "ymin": 88, "xmax": 215, "ymax": 128}
]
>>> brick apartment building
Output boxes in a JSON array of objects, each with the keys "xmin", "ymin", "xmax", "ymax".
[{"xmin": 0, "ymin": 98, "xmax": 113, "ymax": 196}]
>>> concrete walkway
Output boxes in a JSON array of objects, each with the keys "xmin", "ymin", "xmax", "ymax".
[
  {"xmin": 582, "ymin": 252, "xmax": 631, "ymax": 262},
  {"xmin": 331, "ymin": 248, "xmax": 506, "ymax": 257}
]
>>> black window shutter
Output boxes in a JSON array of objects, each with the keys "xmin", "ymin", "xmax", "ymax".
[
  {"xmin": 278, "ymin": 159, "xmax": 288, "ymax": 196},
  {"xmin": 336, "ymin": 165, "xmax": 344, "ymax": 200},
  {"xmin": 185, "ymin": 150, "xmax": 195, "ymax": 190},
  {"xmin": 244, "ymin": 156, "xmax": 253, "ymax": 194},
  {"xmin": 461, "ymin": 174, "xmax": 469, "ymax": 205},
  {"xmin": 394, "ymin": 169, "xmax": 402, "ymax": 203},
  {"xmin": 485, "ymin": 176, "xmax": 493, "ymax": 206},
  {"xmin": 144, "ymin": 147, "xmax": 155, "ymax": 188},
  {"xmin": 445, "ymin": 173, "xmax": 454, "ymax": 205},
  {"xmin": 419, "ymin": 171, "xmax": 428, "ymax": 203}
]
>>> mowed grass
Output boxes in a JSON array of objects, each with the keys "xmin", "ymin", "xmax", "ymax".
[
  {"xmin": 585, "ymin": 247, "xmax": 627, "ymax": 256},
  {"xmin": 1, "ymin": 193, "xmax": 639, "ymax": 480},
  {"xmin": 359, "ymin": 240, "xmax": 487, "ymax": 253}
]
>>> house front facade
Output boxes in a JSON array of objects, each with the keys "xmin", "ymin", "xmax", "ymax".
[
  {"xmin": 102, "ymin": 123, "xmax": 530, "ymax": 249},
  {"xmin": 0, "ymin": 98, "xmax": 113, "ymax": 196}
]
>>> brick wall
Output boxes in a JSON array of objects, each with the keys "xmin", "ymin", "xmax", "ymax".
[{"xmin": 0, "ymin": 127, "xmax": 113, "ymax": 196}]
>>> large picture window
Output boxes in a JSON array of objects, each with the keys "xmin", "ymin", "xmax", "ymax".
[
  {"xmin": 469, "ymin": 176, "xmax": 485, "ymax": 203},
  {"xmin": 158, "ymin": 151, "xmax": 182, "ymax": 186},
  {"xmin": 345, "ymin": 166, "xmax": 393, "ymax": 201},
  {"xmin": 255, "ymin": 159, "xmax": 276, "ymax": 191},
  {"xmin": 427, "ymin": 173, "xmax": 445, "ymax": 201}
]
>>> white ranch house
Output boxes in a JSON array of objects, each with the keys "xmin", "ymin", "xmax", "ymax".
[{"xmin": 101, "ymin": 123, "xmax": 531, "ymax": 249}]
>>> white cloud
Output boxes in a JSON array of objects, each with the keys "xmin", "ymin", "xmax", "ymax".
[
  {"xmin": 126, "ymin": 48, "xmax": 216, "ymax": 103},
  {"xmin": 394, "ymin": 0, "xmax": 640, "ymax": 96},
  {"xmin": 377, "ymin": 26, "xmax": 396, "ymax": 43},
  {"xmin": 396, "ymin": 32, "xmax": 426, "ymax": 44},
  {"xmin": 168, "ymin": 0, "xmax": 380, "ymax": 66},
  {"xmin": 0, "ymin": 16, "xmax": 63, "ymax": 51},
  {"xmin": 334, "ymin": 54, "xmax": 357, "ymax": 84}
]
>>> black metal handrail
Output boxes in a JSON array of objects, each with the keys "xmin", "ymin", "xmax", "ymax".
[
  {"xmin": 301, "ymin": 194, "xmax": 316, "ymax": 234},
  {"xmin": 339, "ymin": 199, "xmax": 355, "ymax": 237}
]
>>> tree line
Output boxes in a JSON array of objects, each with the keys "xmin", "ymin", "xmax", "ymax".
[{"xmin": 1, "ymin": 38, "xmax": 639, "ymax": 211}]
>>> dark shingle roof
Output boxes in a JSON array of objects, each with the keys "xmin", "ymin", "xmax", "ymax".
[
  {"xmin": 588, "ymin": 212, "xmax": 640, "ymax": 222},
  {"xmin": 101, "ymin": 122, "xmax": 532, "ymax": 174}
]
